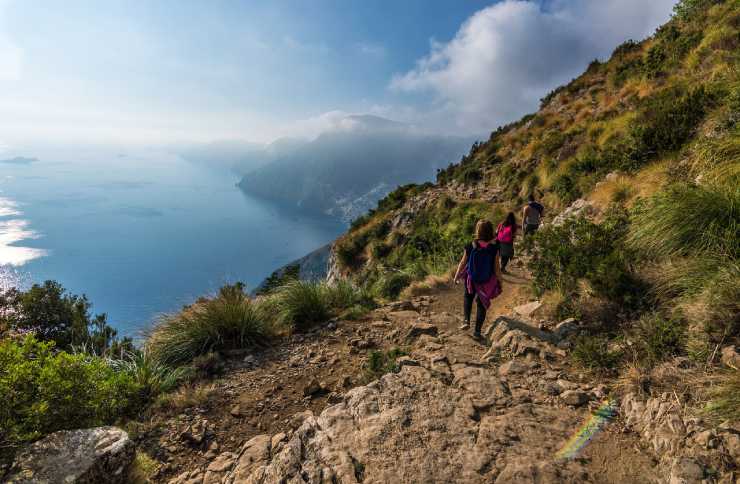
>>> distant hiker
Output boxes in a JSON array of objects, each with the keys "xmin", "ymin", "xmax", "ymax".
[
  {"xmin": 453, "ymin": 219, "xmax": 502, "ymax": 339},
  {"xmin": 496, "ymin": 212, "xmax": 518, "ymax": 273},
  {"xmin": 523, "ymin": 194, "xmax": 544, "ymax": 237}
]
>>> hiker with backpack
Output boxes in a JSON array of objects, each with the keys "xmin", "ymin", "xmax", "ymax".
[
  {"xmin": 453, "ymin": 220, "xmax": 502, "ymax": 339},
  {"xmin": 496, "ymin": 212, "xmax": 518, "ymax": 273},
  {"xmin": 522, "ymin": 194, "xmax": 544, "ymax": 237}
]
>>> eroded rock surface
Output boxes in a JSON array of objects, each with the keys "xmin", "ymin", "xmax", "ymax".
[{"xmin": 5, "ymin": 427, "xmax": 135, "ymax": 484}]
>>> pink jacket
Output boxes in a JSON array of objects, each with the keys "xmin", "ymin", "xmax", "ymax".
[{"xmin": 461, "ymin": 267, "xmax": 502, "ymax": 309}]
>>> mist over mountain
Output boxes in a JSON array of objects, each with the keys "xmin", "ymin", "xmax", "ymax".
[{"xmin": 237, "ymin": 115, "xmax": 474, "ymax": 221}]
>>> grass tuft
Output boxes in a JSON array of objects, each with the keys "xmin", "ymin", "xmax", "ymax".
[{"xmin": 147, "ymin": 283, "xmax": 274, "ymax": 366}]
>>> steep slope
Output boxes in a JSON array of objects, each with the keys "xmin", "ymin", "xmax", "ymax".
[{"xmin": 332, "ymin": 0, "xmax": 739, "ymax": 303}]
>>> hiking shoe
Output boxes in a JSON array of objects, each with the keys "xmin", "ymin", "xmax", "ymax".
[
  {"xmin": 473, "ymin": 332, "xmax": 483, "ymax": 340},
  {"xmin": 459, "ymin": 322, "xmax": 470, "ymax": 330}
]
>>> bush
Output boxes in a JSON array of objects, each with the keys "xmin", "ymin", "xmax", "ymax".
[
  {"xmin": 626, "ymin": 86, "xmax": 712, "ymax": 169},
  {"xmin": 0, "ymin": 280, "xmax": 132, "ymax": 354},
  {"xmin": 627, "ymin": 313, "xmax": 686, "ymax": 367},
  {"xmin": 572, "ymin": 335, "xmax": 622, "ymax": 371},
  {"xmin": 0, "ymin": 336, "xmax": 140, "ymax": 448},
  {"xmin": 527, "ymin": 210, "xmax": 645, "ymax": 310},
  {"xmin": 550, "ymin": 173, "xmax": 581, "ymax": 204},
  {"xmin": 147, "ymin": 283, "xmax": 274, "ymax": 366}
]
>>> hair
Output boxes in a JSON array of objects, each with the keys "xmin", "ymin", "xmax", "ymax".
[
  {"xmin": 528, "ymin": 194, "xmax": 536, "ymax": 202},
  {"xmin": 474, "ymin": 219, "xmax": 494, "ymax": 242},
  {"xmin": 502, "ymin": 212, "xmax": 517, "ymax": 235}
]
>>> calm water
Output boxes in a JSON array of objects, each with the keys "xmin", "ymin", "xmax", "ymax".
[{"xmin": 0, "ymin": 147, "xmax": 345, "ymax": 337}]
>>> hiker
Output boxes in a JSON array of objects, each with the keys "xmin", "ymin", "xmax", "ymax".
[
  {"xmin": 522, "ymin": 194, "xmax": 544, "ymax": 237},
  {"xmin": 453, "ymin": 219, "xmax": 502, "ymax": 339},
  {"xmin": 496, "ymin": 212, "xmax": 518, "ymax": 273}
]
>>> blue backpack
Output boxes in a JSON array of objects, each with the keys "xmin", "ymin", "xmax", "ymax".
[{"xmin": 467, "ymin": 242, "xmax": 495, "ymax": 283}]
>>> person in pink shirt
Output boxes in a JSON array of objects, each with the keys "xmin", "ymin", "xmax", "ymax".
[
  {"xmin": 496, "ymin": 212, "xmax": 518, "ymax": 274},
  {"xmin": 453, "ymin": 220, "xmax": 502, "ymax": 339}
]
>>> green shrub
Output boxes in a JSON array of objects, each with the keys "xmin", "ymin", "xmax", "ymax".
[
  {"xmin": 0, "ymin": 336, "xmax": 140, "ymax": 448},
  {"xmin": 627, "ymin": 313, "xmax": 686, "ymax": 366},
  {"xmin": 0, "ymin": 280, "xmax": 132, "ymax": 354},
  {"xmin": 147, "ymin": 283, "xmax": 273, "ymax": 366},
  {"xmin": 527, "ymin": 210, "xmax": 645, "ymax": 310},
  {"xmin": 550, "ymin": 173, "xmax": 581, "ymax": 204},
  {"xmin": 626, "ymin": 86, "xmax": 712, "ymax": 169},
  {"xmin": 572, "ymin": 335, "xmax": 622, "ymax": 371}
]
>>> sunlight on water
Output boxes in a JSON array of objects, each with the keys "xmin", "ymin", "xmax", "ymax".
[{"xmin": 0, "ymin": 195, "xmax": 48, "ymax": 288}]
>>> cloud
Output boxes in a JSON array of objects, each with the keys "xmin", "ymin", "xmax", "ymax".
[{"xmin": 390, "ymin": 0, "xmax": 676, "ymax": 134}]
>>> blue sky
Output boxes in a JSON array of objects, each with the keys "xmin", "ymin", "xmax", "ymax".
[{"xmin": 0, "ymin": 0, "xmax": 676, "ymax": 146}]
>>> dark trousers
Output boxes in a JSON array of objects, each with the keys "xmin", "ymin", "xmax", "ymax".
[
  {"xmin": 464, "ymin": 287, "xmax": 486, "ymax": 334},
  {"xmin": 501, "ymin": 255, "xmax": 511, "ymax": 271}
]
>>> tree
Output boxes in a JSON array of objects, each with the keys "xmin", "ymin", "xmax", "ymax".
[{"xmin": 0, "ymin": 280, "xmax": 132, "ymax": 354}]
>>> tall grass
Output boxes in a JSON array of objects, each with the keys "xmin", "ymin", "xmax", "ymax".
[
  {"xmin": 273, "ymin": 280, "xmax": 374, "ymax": 331},
  {"xmin": 629, "ymin": 182, "xmax": 739, "ymax": 343},
  {"xmin": 147, "ymin": 283, "xmax": 274, "ymax": 366},
  {"xmin": 108, "ymin": 350, "xmax": 188, "ymax": 402},
  {"xmin": 629, "ymin": 183, "xmax": 739, "ymax": 259}
]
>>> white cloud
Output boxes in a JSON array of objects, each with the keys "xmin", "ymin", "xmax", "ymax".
[{"xmin": 390, "ymin": 0, "xmax": 676, "ymax": 134}]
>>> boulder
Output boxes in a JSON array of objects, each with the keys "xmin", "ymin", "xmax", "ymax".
[
  {"xmin": 5, "ymin": 427, "xmax": 135, "ymax": 484},
  {"xmin": 513, "ymin": 301, "xmax": 542, "ymax": 318}
]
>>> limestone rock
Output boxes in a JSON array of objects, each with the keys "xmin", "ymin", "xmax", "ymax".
[
  {"xmin": 560, "ymin": 390, "xmax": 589, "ymax": 407},
  {"xmin": 720, "ymin": 345, "xmax": 739, "ymax": 370},
  {"xmin": 513, "ymin": 301, "xmax": 542, "ymax": 318},
  {"xmin": 5, "ymin": 427, "xmax": 135, "ymax": 484},
  {"xmin": 405, "ymin": 323, "xmax": 438, "ymax": 341}
]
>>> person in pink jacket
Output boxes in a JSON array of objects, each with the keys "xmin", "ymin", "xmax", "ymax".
[{"xmin": 453, "ymin": 220, "xmax": 502, "ymax": 339}]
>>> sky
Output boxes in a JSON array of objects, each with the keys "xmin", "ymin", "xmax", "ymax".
[{"xmin": 0, "ymin": 0, "xmax": 678, "ymax": 148}]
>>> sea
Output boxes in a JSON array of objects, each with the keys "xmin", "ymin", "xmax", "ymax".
[{"xmin": 0, "ymin": 146, "xmax": 345, "ymax": 338}]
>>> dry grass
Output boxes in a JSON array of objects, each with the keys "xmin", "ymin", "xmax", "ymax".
[
  {"xmin": 400, "ymin": 273, "xmax": 452, "ymax": 299},
  {"xmin": 153, "ymin": 383, "xmax": 216, "ymax": 413},
  {"xmin": 127, "ymin": 450, "xmax": 159, "ymax": 484}
]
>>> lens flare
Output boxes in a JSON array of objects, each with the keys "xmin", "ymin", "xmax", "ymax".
[{"xmin": 556, "ymin": 399, "xmax": 618, "ymax": 460}]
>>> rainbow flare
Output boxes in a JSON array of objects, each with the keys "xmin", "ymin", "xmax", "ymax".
[{"xmin": 556, "ymin": 399, "xmax": 618, "ymax": 460}]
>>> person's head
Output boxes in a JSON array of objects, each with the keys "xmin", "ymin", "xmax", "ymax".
[
  {"xmin": 528, "ymin": 194, "xmax": 535, "ymax": 202},
  {"xmin": 503, "ymin": 211, "xmax": 516, "ymax": 227},
  {"xmin": 474, "ymin": 219, "xmax": 494, "ymax": 242}
]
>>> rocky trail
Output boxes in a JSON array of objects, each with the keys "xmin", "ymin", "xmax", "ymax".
[{"xmin": 139, "ymin": 260, "xmax": 734, "ymax": 484}]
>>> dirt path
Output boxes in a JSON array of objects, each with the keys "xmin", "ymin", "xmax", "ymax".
[{"xmin": 143, "ymin": 262, "xmax": 660, "ymax": 483}]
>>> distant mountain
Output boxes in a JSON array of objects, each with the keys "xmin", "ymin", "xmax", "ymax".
[
  {"xmin": 0, "ymin": 156, "xmax": 38, "ymax": 165},
  {"xmin": 177, "ymin": 140, "xmax": 268, "ymax": 174},
  {"xmin": 237, "ymin": 115, "xmax": 473, "ymax": 222}
]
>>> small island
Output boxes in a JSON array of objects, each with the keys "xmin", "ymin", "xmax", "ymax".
[{"xmin": 0, "ymin": 156, "xmax": 38, "ymax": 165}]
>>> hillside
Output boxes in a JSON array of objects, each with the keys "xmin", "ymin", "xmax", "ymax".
[
  {"xmin": 332, "ymin": 0, "xmax": 739, "ymax": 309},
  {"xmin": 1, "ymin": 1, "xmax": 738, "ymax": 483},
  {"xmin": 237, "ymin": 115, "xmax": 472, "ymax": 222}
]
